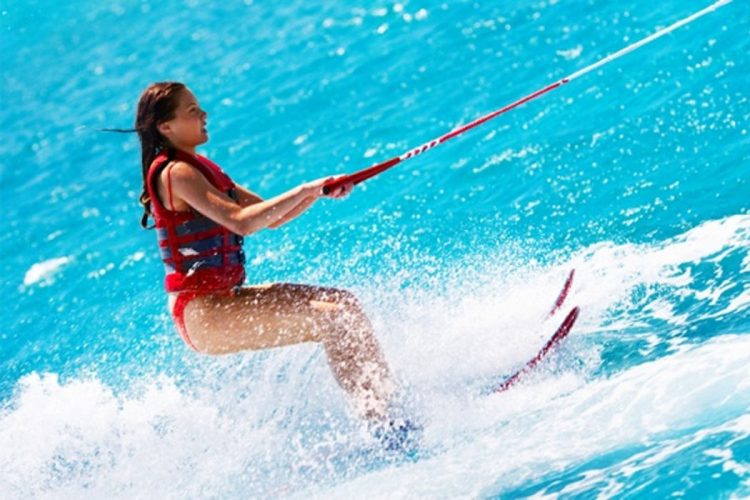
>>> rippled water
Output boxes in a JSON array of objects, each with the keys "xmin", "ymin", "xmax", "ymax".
[{"xmin": 2, "ymin": 0, "xmax": 749, "ymax": 497}]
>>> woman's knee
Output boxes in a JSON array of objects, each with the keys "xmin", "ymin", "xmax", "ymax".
[
  {"xmin": 185, "ymin": 331, "xmax": 231, "ymax": 355},
  {"xmin": 321, "ymin": 287, "xmax": 361, "ymax": 310},
  {"xmin": 191, "ymin": 341, "xmax": 223, "ymax": 356}
]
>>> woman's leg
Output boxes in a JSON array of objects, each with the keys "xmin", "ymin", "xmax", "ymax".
[{"xmin": 181, "ymin": 283, "xmax": 396, "ymax": 420}]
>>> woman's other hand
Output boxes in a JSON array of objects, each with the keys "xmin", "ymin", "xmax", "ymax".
[{"xmin": 301, "ymin": 176, "xmax": 354, "ymax": 199}]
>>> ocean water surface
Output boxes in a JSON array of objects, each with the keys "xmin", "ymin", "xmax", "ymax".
[{"xmin": 2, "ymin": 0, "xmax": 749, "ymax": 497}]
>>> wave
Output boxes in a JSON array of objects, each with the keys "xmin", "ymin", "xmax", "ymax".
[{"xmin": 2, "ymin": 214, "xmax": 748, "ymax": 498}]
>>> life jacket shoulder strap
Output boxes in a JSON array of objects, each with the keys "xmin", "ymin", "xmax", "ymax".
[
  {"xmin": 147, "ymin": 149, "xmax": 237, "ymax": 216},
  {"xmin": 146, "ymin": 149, "xmax": 177, "ymax": 216}
]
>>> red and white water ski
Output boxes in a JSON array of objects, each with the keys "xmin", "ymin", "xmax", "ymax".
[
  {"xmin": 488, "ymin": 269, "xmax": 579, "ymax": 393},
  {"xmin": 490, "ymin": 306, "xmax": 580, "ymax": 393},
  {"xmin": 547, "ymin": 269, "xmax": 575, "ymax": 319}
]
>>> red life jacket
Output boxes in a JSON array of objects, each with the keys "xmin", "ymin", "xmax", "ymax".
[{"xmin": 146, "ymin": 148, "xmax": 246, "ymax": 293}]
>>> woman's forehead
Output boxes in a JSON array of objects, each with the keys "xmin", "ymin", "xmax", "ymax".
[{"xmin": 178, "ymin": 89, "xmax": 199, "ymax": 108}]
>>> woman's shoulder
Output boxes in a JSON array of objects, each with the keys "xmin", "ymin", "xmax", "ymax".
[
  {"xmin": 155, "ymin": 151, "xmax": 234, "ymax": 192},
  {"xmin": 159, "ymin": 160, "xmax": 203, "ymax": 184}
]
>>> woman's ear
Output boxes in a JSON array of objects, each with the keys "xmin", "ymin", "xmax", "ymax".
[{"xmin": 157, "ymin": 121, "xmax": 171, "ymax": 137}]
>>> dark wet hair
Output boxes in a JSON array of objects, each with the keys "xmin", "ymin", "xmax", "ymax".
[
  {"xmin": 133, "ymin": 82, "xmax": 186, "ymax": 228},
  {"xmin": 101, "ymin": 82, "xmax": 186, "ymax": 227}
]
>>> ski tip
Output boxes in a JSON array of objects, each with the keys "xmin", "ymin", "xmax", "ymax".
[
  {"xmin": 565, "ymin": 268, "xmax": 576, "ymax": 288},
  {"xmin": 556, "ymin": 306, "xmax": 580, "ymax": 337},
  {"xmin": 491, "ymin": 305, "xmax": 581, "ymax": 395},
  {"xmin": 548, "ymin": 268, "xmax": 576, "ymax": 318},
  {"xmin": 569, "ymin": 305, "xmax": 580, "ymax": 321}
]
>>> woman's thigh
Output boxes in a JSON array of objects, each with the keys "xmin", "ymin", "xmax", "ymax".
[{"xmin": 182, "ymin": 282, "xmax": 359, "ymax": 354}]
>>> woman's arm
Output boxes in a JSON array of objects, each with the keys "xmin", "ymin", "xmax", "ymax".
[
  {"xmin": 267, "ymin": 195, "xmax": 316, "ymax": 229},
  {"xmin": 235, "ymin": 184, "xmax": 317, "ymax": 229},
  {"xmin": 239, "ymin": 184, "xmax": 351, "ymax": 230},
  {"xmin": 257, "ymin": 180, "xmax": 353, "ymax": 229},
  {"xmin": 164, "ymin": 161, "xmax": 328, "ymax": 235},
  {"xmin": 234, "ymin": 185, "xmax": 264, "ymax": 207}
]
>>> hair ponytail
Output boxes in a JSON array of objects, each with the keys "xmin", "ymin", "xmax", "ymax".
[{"xmin": 133, "ymin": 82, "xmax": 186, "ymax": 229}]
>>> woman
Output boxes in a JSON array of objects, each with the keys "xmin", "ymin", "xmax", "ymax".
[{"xmin": 133, "ymin": 82, "xmax": 417, "ymax": 450}]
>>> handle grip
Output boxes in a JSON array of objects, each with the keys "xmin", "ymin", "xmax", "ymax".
[
  {"xmin": 320, "ymin": 156, "xmax": 402, "ymax": 195},
  {"xmin": 322, "ymin": 177, "xmax": 350, "ymax": 195}
]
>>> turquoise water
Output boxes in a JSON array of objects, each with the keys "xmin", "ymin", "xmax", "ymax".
[{"xmin": 2, "ymin": 0, "xmax": 749, "ymax": 497}]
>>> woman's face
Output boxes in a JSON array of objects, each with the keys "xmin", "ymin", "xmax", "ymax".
[{"xmin": 158, "ymin": 88, "xmax": 208, "ymax": 148}]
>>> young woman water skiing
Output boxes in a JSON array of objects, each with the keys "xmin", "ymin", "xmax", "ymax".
[{"xmin": 132, "ymin": 82, "xmax": 417, "ymax": 450}]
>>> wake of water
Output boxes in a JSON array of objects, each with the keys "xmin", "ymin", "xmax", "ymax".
[{"xmin": 2, "ymin": 214, "xmax": 748, "ymax": 498}]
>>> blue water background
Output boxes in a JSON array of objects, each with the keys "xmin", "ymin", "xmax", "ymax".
[{"xmin": 2, "ymin": 0, "xmax": 749, "ymax": 497}]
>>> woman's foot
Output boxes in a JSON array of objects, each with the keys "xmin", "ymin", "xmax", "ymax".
[{"xmin": 368, "ymin": 417, "xmax": 423, "ymax": 453}]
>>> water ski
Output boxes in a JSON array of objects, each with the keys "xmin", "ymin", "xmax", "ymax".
[{"xmin": 488, "ymin": 269, "xmax": 579, "ymax": 393}]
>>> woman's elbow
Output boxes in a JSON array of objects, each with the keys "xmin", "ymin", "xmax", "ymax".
[
  {"xmin": 235, "ymin": 215, "xmax": 267, "ymax": 236},
  {"xmin": 225, "ymin": 213, "xmax": 254, "ymax": 236},
  {"xmin": 238, "ymin": 221, "xmax": 259, "ymax": 236},
  {"xmin": 232, "ymin": 206, "xmax": 277, "ymax": 235}
]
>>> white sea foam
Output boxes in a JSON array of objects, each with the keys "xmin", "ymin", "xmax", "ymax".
[
  {"xmin": 556, "ymin": 45, "xmax": 583, "ymax": 60},
  {"xmin": 305, "ymin": 334, "xmax": 750, "ymax": 498},
  {"xmin": 2, "ymin": 215, "xmax": 748, "ymax": 498},
  {"xmin": 2, "ymin": 333, "xmax": 746, "ymax": 499},
  {"xmin": 22, "ymin": 256, "xmax": 71, "ymax": 287}
]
